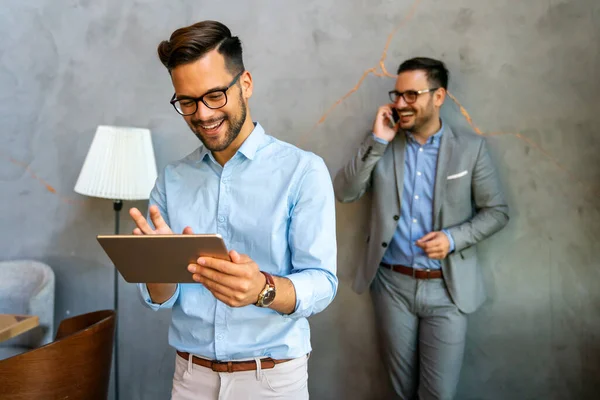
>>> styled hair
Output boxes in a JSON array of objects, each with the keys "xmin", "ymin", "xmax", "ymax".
[
  {"xmin": 157, "ymin": 20, "xmax": 244, "ymax": 74},
  {"xmin": 397, "ymin": 57, "xmax": 449, "ymax": 89}
]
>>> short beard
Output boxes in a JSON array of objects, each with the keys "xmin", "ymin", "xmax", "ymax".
[
  {"xmin": 402, "ymin": 97, "xmax": 434, "ymax": 133},
  {"xmin": 191, "ymin": 92, "xmax": 247, "ymax": 152}
]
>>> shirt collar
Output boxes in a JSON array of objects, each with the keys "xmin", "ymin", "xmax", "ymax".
[
  {"xmin": 406, "ymin": 119, "xmax": 444, "ymax": 144},
  {"xmin": 237, "ymin": 122, "xmax": 265, "ymax": 160},
  {"xmin": 197, "ymin": 121, "xmax": 266, "ymax": 162}
]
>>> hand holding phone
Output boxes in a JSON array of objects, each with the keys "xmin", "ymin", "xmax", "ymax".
[{"xmin": 373, "ymin": 105, "xmax": 399, "ymax": 142}]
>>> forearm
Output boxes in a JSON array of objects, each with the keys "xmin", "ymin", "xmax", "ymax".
[
  {"xmin": 268, "ymin": 277, "xmax": 296, "ymax": 315},
  {"xmin": 147, "ymin": 283, "xmax": 178, "ymax": 304}
]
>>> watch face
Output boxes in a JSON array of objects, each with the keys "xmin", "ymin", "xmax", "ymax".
[{"xmin": 261, "ymin": 289, "xmax": 276, "ymax": 306}]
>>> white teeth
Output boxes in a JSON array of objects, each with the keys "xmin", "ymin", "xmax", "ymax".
[
  {"xmin": 201, "ymin": 120, "xmax": 223, "ymax": 130},
  {"xmin": 400, "ymin": 112, "xmax": 414, "ymax": 116}
]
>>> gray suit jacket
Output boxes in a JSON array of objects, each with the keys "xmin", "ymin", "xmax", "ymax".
[{"xmin": 334, "ymin": 125, "xmax": 509, "ymax": 313}]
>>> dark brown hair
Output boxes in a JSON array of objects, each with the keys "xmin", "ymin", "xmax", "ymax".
[
  {"xmin": 157, "ymin": 21, "xmax": 244, "ymax": 74},
  {"xmin": 397, "ymin": 57, "xmax": 449, "ymax": 90}
]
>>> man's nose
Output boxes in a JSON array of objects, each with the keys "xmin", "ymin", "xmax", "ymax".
[
  {"xmin": 193, "ymin": 101, "xmax": 216, "ymax": 121},
  {"xmin": 395, "ymin": 95, "xmax": 408, "ymax": 108}
]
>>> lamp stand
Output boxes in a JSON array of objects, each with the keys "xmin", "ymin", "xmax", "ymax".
[{"xmin": 113, "ymin": 199, "xmax": 122, "ymax": 400}]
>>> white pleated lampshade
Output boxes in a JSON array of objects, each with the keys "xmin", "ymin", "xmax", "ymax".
[{"xmin": 74, "ymin": 125, "xmax": 158, "ymax": 201}]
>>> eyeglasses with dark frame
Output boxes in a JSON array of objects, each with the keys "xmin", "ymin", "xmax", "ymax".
[
  {"xmin": 388, "ymin": 88, "xmax": 439, "ymax": 104},
  {"xmin": 170, "ymin": 70, "xmax": 245, "ymax": 116}
]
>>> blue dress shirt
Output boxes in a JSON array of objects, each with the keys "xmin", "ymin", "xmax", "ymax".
[
  {"xmin": 138, "ymin": 122, "xmax": 338, "ymax": 361},
  {"xmin": 375, "ymin": 121, "xmax": 455, "ymax": 270}
]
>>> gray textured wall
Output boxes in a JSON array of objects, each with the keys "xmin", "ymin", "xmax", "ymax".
[{"xmin": 2, "ymin": 0, "xmax": 599, "ymax": 399}]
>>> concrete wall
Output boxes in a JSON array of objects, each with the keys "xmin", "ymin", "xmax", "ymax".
[{"xmin": 1, "ymin": 0, "xmax": 599, "ymax": 398}]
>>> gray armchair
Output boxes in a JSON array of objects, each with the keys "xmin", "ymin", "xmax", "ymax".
[{"xmin": 0, "ymin": 260, "xmax": 55, "ymax": 360}]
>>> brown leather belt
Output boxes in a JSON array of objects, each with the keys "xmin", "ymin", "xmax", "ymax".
[
  {"xmin": 380, "ymin": 262, "xmax": 443, "ymax": 279},
  {"xmin": 177, "ymin": 351, "xmax": 292, "ymax": 373}
]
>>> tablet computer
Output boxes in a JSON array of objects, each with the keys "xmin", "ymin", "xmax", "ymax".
[{"xmin": 97, "ymin": 234, "xmax": 230, "ymax": 283}]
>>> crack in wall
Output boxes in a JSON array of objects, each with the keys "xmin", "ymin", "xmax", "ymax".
[{"xmin": 1, "ymin": 0, "xmax": 595, "ymax": 205}]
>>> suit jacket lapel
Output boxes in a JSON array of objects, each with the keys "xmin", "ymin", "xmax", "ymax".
[
  {"xmin": 392, "ymin": 133, "xmax": 406, "ymax": 207},
  {"xmin": 433, "ymin": 125, "xmax": 456, "ymax": 227}
]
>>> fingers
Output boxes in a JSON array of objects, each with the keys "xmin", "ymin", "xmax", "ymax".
[
  {"xmin": 195, "ymin": 256, "xmax": 246, "ymax": 277},
  {"xmin": 427, "ymin": 251, "xmax": 447, "ymax": 260},
  {"xmin": 416, "ymin": 240, "xmax": 440, "ymax": 251},
  {"xmin": 377, "ymin": 105, "xmax": 393, "ymax": 123},
  {"xmin": 423, "ymin": 243, "xmax": 443, "ymax": 252},
  {"xmin": 129, "ymin": 207, "xmax": 154, "ymax": 234},
  {"xmin": 427, "ymin": 254, "xmax": 442, "ymax": 260},
  {"xmin": 415, "ymin": 232, "xmax": 446, "ymax": 258},
  {"xmin": 133, "ymin": 228, "xmax": 143, "ymax": 235},
  {"xmin": 417, "ymin": 231, "xmax": 439, "ymax": 244},
  {"xmin": 182, "ymin": 226, "xmax": 194, "ymax": 234},
  {"xmin": 193, "ymin": 272, "xmax": 237, "ymax": 298},
  {"xmin": 189, "ymin": 264, "xmax": 249, "ymax": 292},
  {"xmin": 149, "ymin": 205, "xmax": 169, "ymax": 231},
  {"xmin": 188, "ymin": 261, "xmax": 256, "ymax": 307}
]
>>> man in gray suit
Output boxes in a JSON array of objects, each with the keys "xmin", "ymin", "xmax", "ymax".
[{"xmin": 334, "ymin": 57, "xmax": 509, "ymax": 399}]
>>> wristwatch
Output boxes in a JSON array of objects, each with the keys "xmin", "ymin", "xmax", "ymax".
[{"xmin": 255, "ymin": 271, "xmax": 276, "ymax": 307}]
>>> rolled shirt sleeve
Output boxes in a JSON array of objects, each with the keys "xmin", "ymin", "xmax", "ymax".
[{"xmin": 284, "ymin": 155, "xmax": 338, "ymax": 319}]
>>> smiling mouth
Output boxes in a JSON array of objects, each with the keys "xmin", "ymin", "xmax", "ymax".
[{"xmin": 198, "ymin": 119, "xmax": 225, "ymax": 131}]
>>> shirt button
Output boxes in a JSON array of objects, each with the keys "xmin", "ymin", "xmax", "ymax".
[
  {"xmin": 218, "ymin": 216, "xmax": 225, "ymax": 222},
  {"xmin": 393, "ymin": 215, "xmax": 400, "ymax": 221},
  {"xmin": 413, "ymin": 218, "xmax": 417, "ymax": 223},
  {"xmin": 419, "ymin": 148, "xmax": 423, "ymax": 152},
  {"xmin": 217, "ymin": 334, "xmax": 224, "ymax": 340},
  {"xmin": 414, "ymin": 195, "xmax": 419, "ymax": 200},
  {"xmin": 381, "ymin": 242, "xmax": 388, "ymax": 248},
  {"xmin": 417, "ymin": 171, "xmax": 422, "ymax": 176}
]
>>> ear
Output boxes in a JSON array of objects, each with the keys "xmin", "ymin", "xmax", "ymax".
[
  {"xmin": 434, "ymin": 87, "xmax": 446, "ymax": 107},
  {"xmin": 240, "ymin": 70, "xmax": 253, "ymax": 100}
]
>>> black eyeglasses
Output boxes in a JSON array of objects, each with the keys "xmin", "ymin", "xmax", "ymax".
[
  {"xmin": 170, "ymin": 70, "xmax": 244, "ymax": 116},
  {"xmin": 388, "ymin": 88, "xmax": 439, "ymax": 104}
]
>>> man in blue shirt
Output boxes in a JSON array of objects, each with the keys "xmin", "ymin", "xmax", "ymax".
[
  {"xmin": 334, "ymin": 58, "xmax": 509, "ymax": 399},
  {"xmin": 129, "ymin": 21, "xmax": 337, "ymax": 400}
]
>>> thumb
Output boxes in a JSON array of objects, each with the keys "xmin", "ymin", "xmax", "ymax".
[
  {"xmin": 418, "ymin": 231, "xmax": 438, "ymax": 243},
  {"xmin": 181, "ymin": 226, "xmax": 194, "ymax": 235},
  {"xmin": 229, "ymin": 250, "xmax": 242, "ymax": 263},
  {"xmin": 229, "ymin": 250, "xmax": 251, "ymax": 263}
]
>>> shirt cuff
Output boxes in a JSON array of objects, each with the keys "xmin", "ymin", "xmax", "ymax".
[
  {"xmin": 138, "ymin": 283, "xmax": 180, "ymax": 310},
  {"xmin": 371, "ymin": 132, "xmax": 389, "ymax": 145},
  {"xmin": 441, "ymin": 229, "xmax": 456, "ymax": 253},
  {"xmin": 284, "ymin": 273, "xmax": 313, "ymax": 319}
]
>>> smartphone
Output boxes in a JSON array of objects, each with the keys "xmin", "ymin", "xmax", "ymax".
[{"xmin": 388, "ymin": 108, "xmax": 399, "ymax": 128}]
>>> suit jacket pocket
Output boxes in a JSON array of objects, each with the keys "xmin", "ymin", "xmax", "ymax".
[
  {"xmin": 459, "ymin": 245, "xmax": 477, "ymax": 260},
  {"xmin": 445, "ymin": 171, "xmax": 472, "ymax": 204}
]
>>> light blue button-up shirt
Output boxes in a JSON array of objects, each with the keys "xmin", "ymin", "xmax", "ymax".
[
  {"xmin": 375, "ymin": 121, "xmax": 455, "ymax": 270},
  {"xmin": 138, "ymin": 122, "xmax": 338, "ymax": 361}
]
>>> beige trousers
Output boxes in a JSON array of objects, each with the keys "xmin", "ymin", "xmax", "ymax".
[{"xmin": 171, "ymin": 353, "xmax": 309, "ymax": 400}]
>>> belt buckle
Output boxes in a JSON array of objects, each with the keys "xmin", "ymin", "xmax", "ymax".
[{"xmin": 425, "ymin": 268, "xmax": 431, "ymax": 279}]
